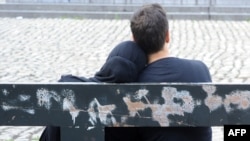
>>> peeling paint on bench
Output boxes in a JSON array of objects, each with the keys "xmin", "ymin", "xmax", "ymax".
[{"xmin": 1, "ymin": 83, "xmax": 250, "ymax": 141}]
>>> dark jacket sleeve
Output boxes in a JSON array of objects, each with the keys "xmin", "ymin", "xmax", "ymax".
[{"xmin": 58, "ymin": 74, "xmax": 95, "ymax": 82}]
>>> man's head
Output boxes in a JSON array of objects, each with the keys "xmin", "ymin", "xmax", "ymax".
[{"xmin": 130, "ymin": 3, "xmax": 169, "ymax": 55}]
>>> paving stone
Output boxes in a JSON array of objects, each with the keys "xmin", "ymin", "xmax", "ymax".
[{"xmin": 0, "ymin": 18, "xmax": 250, "ymax": 140}]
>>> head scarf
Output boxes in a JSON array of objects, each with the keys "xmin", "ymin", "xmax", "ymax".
[
  {"xmin": 58, "ymin": 41, "xmax": 147, "ymax": 83},
  {"xmin": 91, "ymin": 41, "xmax": 147, "ymax": 83}
]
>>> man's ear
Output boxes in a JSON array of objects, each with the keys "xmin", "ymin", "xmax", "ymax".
[{"xmin": 166, "ymin": 31, "xmax": 170, "ymax": 43}]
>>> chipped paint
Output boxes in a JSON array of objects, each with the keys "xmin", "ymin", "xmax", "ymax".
[
  {"xmin": 148, "ymin": 104, "xmax": 170, "ymax": 126},
  {"xmin": 203, "ymin": 85, "xmax": 223, "ymax": 112},
  {"xmin": 202, "ymin": 85, "xmax": 217, "ymax": 95},
  {"xmin": 88, "ymin": 98, "xmax": 116, "ymax": 126},
  {"xmin": 161, "ymin": 87, "xmax": 195, "ymax": 114},
  {"xmin": 36, "ymin": 88, "xmax": 60, "ymax": 110},
  {"xmin": 134, "ymin": 89, "xmax": 150, "ymax": 103},
  {"xmin": 63, "ymin": 98, "xmax": 79, "ymax": 125},
  {"xmin": 61, "ymin": 89, "xmax": 75, "ymax": 103},
  {"xmin": 1, "ymin": 102, "xmax": 35, "ymax": 114},
  {"xmin": 24, "ymin": 109, "xmax": 35, "ymax": 114},
  {"xmin": 202, "ymin": 85, "xmax": 250, "ymax": 112},
  {"xmin": 151, "ymin": 87, "xmax": 194, "ymax": 125},
  {"xmin": 123, "ymin": 97, "xmax": 146, "ymax": 117},
  {"xmin": 61, "ymin": 89, "xmax": 79, "ymax": 124},
  {"xmin": 205, "ymin": 95, "xmax": 223, "ymax": 112},
  {"xmin": 122, "ymin": 87, "xmax": 195, "ymax": 126},
  {"xmin": 2, "ymin": 89, "xmax": 9, "ymax": 96},
  {"xmin": 2, "ymin": 84, "xmax": 250, "ymax": 127},
  {"xmin": 2, "ymin": 102, "xmax": 17, "ymax": 111},
  {"xmin": 224, "ymin": 90, "xmax": 250, "ymax": 112},
  {"xmin": 18, "ymin": 94, "xmax": 31, "ymax": 102}
]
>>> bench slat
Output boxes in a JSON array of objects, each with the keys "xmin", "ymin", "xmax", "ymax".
[{"xmin": 1, "ymin": 83, "xmax": 250, "ymax": 140}]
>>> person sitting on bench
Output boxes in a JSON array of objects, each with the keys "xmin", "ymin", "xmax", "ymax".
[{"xmin": 39, "ymin": 40, "xmax": 147, "ymax": 141}]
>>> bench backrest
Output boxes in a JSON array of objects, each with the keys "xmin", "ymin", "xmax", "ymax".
[{"xmin": 1, "ymin": 83, "xmax": 250, "ymax": 140}]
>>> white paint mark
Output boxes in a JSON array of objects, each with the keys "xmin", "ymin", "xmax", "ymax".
[
  {"xmin": 120, "ymin": 116, "xmax": 128, "ymax": 124},
  {"xmin": 205, "ymin": 95, "xmax": 223, "ymax": 112},
  {"xmin": 2, "ymin": 89, "xmax": 9, "ymax": 96},
  {"xmin": 36, "ymin": 88, "xmax": 60, "ymax": 110},
  {"xmin": 87, "ymin": 126, "xmax": 95, "ymax": 130},
  {"xmin": 23, "ymin": 109, "xmax": 35, "ymax": 114},
  {"xmin": 95, "ymin": 98, "xmax": 116, "ymax": 125},
  {"xmin": 62, "ymin": 89, "xmax": 75, "ymax": 103},
  {"xmin": 161, "ymin": 87, "xmax": 195, "ymax": 114},
  {"xmin": 18, "ymin": 95, "xmax": 31, "ymax": 102},
  {"xmin": 1, "ymin": 102, "xmax": 35, "ymax": 114},
  {"xmin": 63, "ymin": 98, "xmax": 79, "ymax": 125},
  {"xmin": 88, "ymin": 98, "xmax": 116, "ymax": 126},
  {"xmin": 116, "ymin": 89, "xmax": 120, "ymax": 95},
  {"xmin": 202, "ymin": 85, "xmax": 217, "ymax": 95},
  {"xmin": 2, "ymin": 102, "xmax": 16, "ymax": 111},
  {"xmin": 148, "ymin": 87, "xmax": 194, "ymax": 126},
  {"xmin": 123, "ymin": 87, "xmax": 195, "ymax": 126},
  {"xmin": 195, "ymin": 100, "xmax": 202, "ymax": 106},
  {"xmin": 70, "ymin": 111, "xmax": 79, "ymax": 125},
  {"xmin": 88, "ymin": 100, "xmax": 98, "ymax": 125},
  {"xmin": 202, "ymin": 85, "xmax": 250, "ymax": 112},
  {"xmin": 61, "ymin": 89, "xmax": 84, "ymax": 125},
  {"xmin": 148, "ymin": 104, "xmax": 170, "ymax": 126},
  {"xmin": 123, "ymin": 97, "xmax": 146, "ymax": 117},
  {"xmin": 174, "ymin": 90, "xmax": 194, "ymax": 113},
  {"xmin": 203, "ymin": 85, "xmax": 223, "ymax": 111},
  {"xmin": 224, "ymin": 90, "xmax": 250, "ymax": 112},
  {"xmin": 134, "ymin": 89, "xmax": 150, "ymax": 103}
]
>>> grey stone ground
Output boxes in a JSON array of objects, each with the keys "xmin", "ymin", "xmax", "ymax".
[{"xmin": 0, "ymin": 17, "xmax": 250, "ymax": 140}]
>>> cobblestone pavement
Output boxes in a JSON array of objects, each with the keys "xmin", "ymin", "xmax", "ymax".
[{"xmin": 0, "ymin": 17, "xmax": 250, "ymax": 140}]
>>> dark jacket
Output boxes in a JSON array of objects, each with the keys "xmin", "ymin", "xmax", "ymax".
[{"xmin": 59, "ymin": 41, "xmax": 147, "ymax": 83}]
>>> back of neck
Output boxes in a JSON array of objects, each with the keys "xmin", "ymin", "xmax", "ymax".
[{"xmin": 148, "ymin": 45, "xmax": 169, "ymax": 64}]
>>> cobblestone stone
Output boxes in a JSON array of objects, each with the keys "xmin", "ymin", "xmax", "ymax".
[{"xmin": 0, "ymin": 18, "xmax": 250, "ymax": 140}]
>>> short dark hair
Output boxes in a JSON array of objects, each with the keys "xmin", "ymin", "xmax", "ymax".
[{"xmin": 130, "ymin": 3, "xmax": 169, "ymax": 55}]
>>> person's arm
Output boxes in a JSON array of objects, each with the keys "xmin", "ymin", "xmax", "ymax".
[{"xmin": 58, "ymin": 74, "xmax": 93, "ymax": 82}]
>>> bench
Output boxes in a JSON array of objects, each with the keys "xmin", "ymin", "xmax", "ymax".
[{"xmin": 1, "ymin": 83, "xmax": 250, "ymax": 141}]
